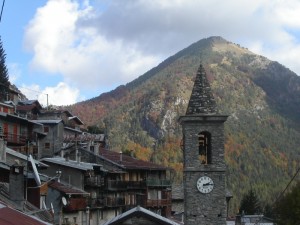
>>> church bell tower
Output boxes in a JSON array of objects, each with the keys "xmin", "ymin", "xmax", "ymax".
[{"xmin": 179, "ymin": 64, "xmax": 228, "ymax": 225}]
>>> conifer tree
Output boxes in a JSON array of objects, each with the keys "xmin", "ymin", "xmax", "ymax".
[
  {"xmin": 0, "ymin": 36, "xmax": 10, "ymax": 101},
  {"xmin": 274, "ymin": 182, "xmax": 300, "ymax": 225},
  {"xmin": 239, "ymin": 188, "xmax": 261, "ymax": 215}
]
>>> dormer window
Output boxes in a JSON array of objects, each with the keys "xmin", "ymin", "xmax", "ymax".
[{"xmin": 198, "ymin": 131, "xmax": 211, "ymax": 164}]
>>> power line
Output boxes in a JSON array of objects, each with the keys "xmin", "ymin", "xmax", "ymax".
[{"xmin": 0, "ymin": 0, "xmax": 5, "ymax": 23}]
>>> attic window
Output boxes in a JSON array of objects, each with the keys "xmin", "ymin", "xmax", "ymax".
[{"xmin": 198, "ymin": 131, "xmax": 212, "ymax": 164}]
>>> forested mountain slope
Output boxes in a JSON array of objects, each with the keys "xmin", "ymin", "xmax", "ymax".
[{"xmin": 66, "ymin": 36, "xmax": 300, "ymax": 213}]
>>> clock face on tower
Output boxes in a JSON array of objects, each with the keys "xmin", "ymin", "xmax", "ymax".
[{"xmin": 196, "ymin": 176, "xmax": 214, "ymax": 194}]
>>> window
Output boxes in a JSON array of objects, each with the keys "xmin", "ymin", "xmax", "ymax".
[
  {"xmin": 44, "ymin": 126, "xmax": 49, "ymax": 133},
  {"xmin": 198, "ymin": 131, "xmax": 212, "ymax": 164},
  {"xmin": 45, "ymin": 142, "xmax": 50, "ymax": 149}
]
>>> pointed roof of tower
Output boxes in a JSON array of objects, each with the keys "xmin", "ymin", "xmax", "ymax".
[{"xmin": 186, "ymin": 64, "xmax": 218, "ymax": 115}]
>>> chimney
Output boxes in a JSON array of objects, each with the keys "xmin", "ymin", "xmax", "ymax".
[
  {"xmin": 0, "ymin": 138, "xmax": 6, "ymax": 162},
  {"xmin": 119, "ymin": 151, "xmax": 122, "ymax": 162},
  {"xmin": 77, "ymin": 152, "xmax": 81, "ymax": 163},
  {"xmin": 9, "ymin": 163, "xmax": 25, "ymax": 208}
]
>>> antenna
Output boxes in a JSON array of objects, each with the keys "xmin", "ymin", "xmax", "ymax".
[{"xmin": 29, "ymin": 154, "xmax": 41, "ymax": 186}]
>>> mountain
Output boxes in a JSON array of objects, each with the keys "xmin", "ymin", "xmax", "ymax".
[{"xmin": 66, "ymin": 36, "xmax": 300, "ymax": 214}]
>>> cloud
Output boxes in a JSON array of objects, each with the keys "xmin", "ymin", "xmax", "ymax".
[
  {"xmin": 7, "ymin": 63, "xmax": 21, "ymax": 83},
  {"xmin": 22, "ymin": 0, "xmax": 300, "ymax": 106},
  {"xmin": 19, "ymin": 82, "xmax": 82, "ymax": 106}
]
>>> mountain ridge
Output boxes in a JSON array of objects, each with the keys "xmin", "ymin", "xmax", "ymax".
[{"xmin": 66, "ymin": 36, "xmax": 300, "ymax": 214}]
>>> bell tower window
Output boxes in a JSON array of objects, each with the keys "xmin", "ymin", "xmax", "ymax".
[{"xmin": 198, "ymin": 131, "xmax": 211, "ymax": 164}]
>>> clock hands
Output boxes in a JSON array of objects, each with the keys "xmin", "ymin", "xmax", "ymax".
[{"xmin": 203, "ymin": 182, "xmax": 214, "ymax": 186}]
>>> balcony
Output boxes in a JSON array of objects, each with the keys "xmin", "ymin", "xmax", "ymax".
[
  {"xmin": 104, "ymin": 197, "xmax": 125, "ymax": 207},
  {"xmin": 145, "ymin": 199, "xmax": 172, "ymax": 207},
  {"xmin": 64, "ymin": 198, "xmax": 87, "ymax": 212},
  {"xmin": 2, "ymin": 132, "xmax": 27, "ymax": 145},
  {"xmin": 106, "ymin": 180, "xmax": 146, "ymax": 190},
  {"xmin": 146, "ymin": 179, "xmax": 171, "ymax": 187},
  {"xmin": 88, "ymin": 198, "xmax": 105, "ymax": 208},
  {"xmin": 85, "ymin": 177, "xmax": 104, "ymax": 187}
]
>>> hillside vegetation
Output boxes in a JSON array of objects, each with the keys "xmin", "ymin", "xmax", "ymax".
[{"xmin": 66, "ymin": 36, "xmax": 300, "ymax": 214}]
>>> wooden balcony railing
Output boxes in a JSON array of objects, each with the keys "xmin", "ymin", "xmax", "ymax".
[
  {"xmin": 2, "ymin": 132, "xmax": 27, "ymax": 145},
  {"xmin": 145, "ymin": 199, "xmax": 172, "ymax": 207},
  {"xmin": 105, "ymin": 197, "xmax": 125, "ymax": 207},
  {"xmin": 85, "ymin": 177, "xmax": 104, "ymax": 187},
  {"xmin": 64, "ymin": 198, "xmax": 87, "ymax": 212},
  {"xmin": 105, "ymin": 179, "xmax": 170, "ymax": 190},
  {"xmin": 88, "ymin": 196, "xmax": 171, "ymax": 209},
  {"xmin": 146, "ymin": 179, "xmax": 171, "ymax": 187},
  {"xmin": 106, "ymin": 180, "xmax": 146, "ymax": 190}
]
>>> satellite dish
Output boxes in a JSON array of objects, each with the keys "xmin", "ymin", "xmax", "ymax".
[
  {"xmin": 62, "ymin": 196, "xmax": 68, "ymax": 206},
  {"xmin": 29, "ymin": 154, "xmax": 41, "ymax": 186},
  {"xmin": 50, "ymin": 203, "xmax": 54, "ymax": 214}
]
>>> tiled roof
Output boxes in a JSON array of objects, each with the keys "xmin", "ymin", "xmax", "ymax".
[
  {"xmin": 186, "ymin": 64, "xmax": 218, "ymax": 115},
  {"xmin": 0, "ymin": 201, "xmax": 52, "ymax": 225},
  {"xmin": 48, "ymin": 181, "xmax": 89, "ymax": 196},
  {"xmin": 99, "ymin": 149, "xmax": 168, "ymax": 170}
]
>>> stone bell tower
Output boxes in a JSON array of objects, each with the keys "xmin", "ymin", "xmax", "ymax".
[{"xmin": 179, "ymin": 64, "xmax": 228, "ymax": 225}]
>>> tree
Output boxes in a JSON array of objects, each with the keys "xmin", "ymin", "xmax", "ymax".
[
  {"xmin": 239, "ymin": 188, "xmax": 262, "ymax": 215},
  {"xmin": 87, "ymin": 125, "xmax": 104, "ymax": 134},
  {"xmin": 0, "ymin": 36, "xmax": 10, "ymax": 101},
  {"xmin": 274, "ymin": 182, "xmax": 300, "ymax": 225}
]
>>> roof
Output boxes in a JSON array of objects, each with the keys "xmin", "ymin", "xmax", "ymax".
[
  {"xmin": 99, "ymin": 149, "xmax": 168, "ymax": 170},
  {"xmin": 0, "ymin": 161, "xmax": 10, "ymax": 170},
  {"xmin": 6, "ymin": 148, "xmax": 49, "ymax": 168},
  {"xmin": 68, "ymin": 116, "xmax": 84, "ymax": 125},
  {"xmin": 41, "ymin": 157, "xmax": 102, "ymax": 171},
  {"xmin": 48, "ymin": 181, "xmax": 89, "ymax": 196},
  {"xmin": 31, "ymin": 119, "xmax": 62, "ymax": 124},
  {"xmin": 0, "ymin": 112, "xmax": 41, "ymax": 125},
  {"xmin": 102, "ymin": 205, "xmax": 181, "ymax": 225},
  {"xmin": 64, "ymin": 133, "xmax": 105, "ymax": 142},
  {"xmin": 186, "ymin": 64, "xmax": 218, "ymax": 115},
  {"xmin": 16, "ymin": 105, "xmax": 39, "ymax": 112},
  {"xmin": 64, "ymin": 126, "xmax": 83, "ymax": 134},
  {"xmin": 0, "ymin": 201, "xmax": 52, "ymax": 225},
  {"xmin": 40, "ymin": 109, "xmax": 73, "ymax": 117},
  {"xmin": 18, "ymin": 100, "xmax": 41, "ymax": 106}
]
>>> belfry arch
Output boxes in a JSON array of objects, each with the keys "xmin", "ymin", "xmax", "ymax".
[{"xmin": 198, "ymin": 131, "xmax": 211, "ymax": 164}]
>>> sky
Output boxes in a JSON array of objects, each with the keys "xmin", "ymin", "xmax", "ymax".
[{"xmin": 1, "ymin": 0, "xmax": 300, "ymax": 106}]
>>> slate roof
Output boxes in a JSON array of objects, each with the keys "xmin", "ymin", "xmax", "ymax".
[
  {"xmin": 99, "ymin": 149, "xmax": 168, "ymax": 170},
  {"xmin": 102, "ymin": 205, "xmax": 181, "ymax": 225},
  {"xmin": 31, "ymin": 119, "xmax": 62, "ymax": 124},
  {"xmin": 186, "ymin": 64, "xmax": 218, "ymax": 115},
  {"xmin": 48, "ymin": 181, "xmax": 89, "ymax": 196},
  {"xmin": 68, "ymin": 116, "xmax": 84, "ymax": 125},
  {"xmin": 0, "ymin": 201, "xmax": 52, "ymax": 225},
  {"xmin": 41, "ymin": 157, "xmax": 103, "ymax": 171}
]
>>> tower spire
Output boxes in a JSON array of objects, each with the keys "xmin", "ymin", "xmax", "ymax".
[{"xmin": 186, "ymin": 64, "xmax": 217, "ymax": 115}]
